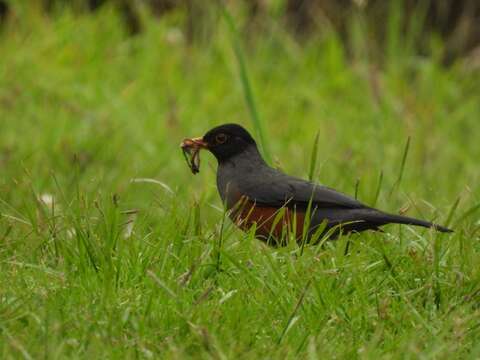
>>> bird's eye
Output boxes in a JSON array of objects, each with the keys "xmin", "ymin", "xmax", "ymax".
[{"xmin": 216, "ymin": 133, "xmax": 227, "ymax": 144}]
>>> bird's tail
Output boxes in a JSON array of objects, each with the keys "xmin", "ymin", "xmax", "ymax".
[{"xmin": 376, "ymin": 212, "xmax": 453, "ymax": 233}]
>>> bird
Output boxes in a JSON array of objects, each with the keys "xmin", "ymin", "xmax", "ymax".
[{"xmin": 181, "ymin": 123, "xmax": 452, "ymax": 246}]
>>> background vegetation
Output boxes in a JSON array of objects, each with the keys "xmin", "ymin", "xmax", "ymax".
[{"xmin": 0, "ymin": 1, "xmax": 479, "ymax": 358}]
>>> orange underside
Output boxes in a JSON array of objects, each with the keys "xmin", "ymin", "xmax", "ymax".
[{"xmin": 229, "ymin": 198, "xmax": 306, "ymax": 243}]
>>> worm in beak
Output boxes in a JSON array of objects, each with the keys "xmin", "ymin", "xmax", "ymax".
[{"xmin": 180, "ymin": 137, "xmax": 208, "ymax": 174}]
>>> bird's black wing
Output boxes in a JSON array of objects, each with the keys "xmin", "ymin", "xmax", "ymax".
[
  {"xmin": 238, "ymin": 170, "xmax": 366, "ymax": 209},
  {"xmin": 234, "ymin": 168, "xmax": 452, "ymax": 234}
]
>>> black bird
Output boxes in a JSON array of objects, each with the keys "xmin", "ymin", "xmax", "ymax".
[{"xmin": 181, "ymin": 123, "xmax": 452, "ymax": 246}]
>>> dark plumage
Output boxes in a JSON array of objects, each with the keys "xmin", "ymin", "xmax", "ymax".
[{"xmin": 181, "ymin": 123, "xmax": 452, "ymax": 246}]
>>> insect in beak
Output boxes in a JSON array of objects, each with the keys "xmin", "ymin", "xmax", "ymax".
[{"xmin": 180, "ymin": 137, "xmax": 208, "ymax": 174}]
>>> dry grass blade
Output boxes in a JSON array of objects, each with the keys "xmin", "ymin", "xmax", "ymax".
[
  {"xmin": 147, "ymin": 270, "xmax": 177, "ymax": 299},
  {"xmin": 130, "ymin": 178, "xmax": 174, "ymax": 194}
]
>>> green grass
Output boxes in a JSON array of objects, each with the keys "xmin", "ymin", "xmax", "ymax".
[{"xmin": 1, "ymin": 4, "xmax": 480, "ymax": 359}]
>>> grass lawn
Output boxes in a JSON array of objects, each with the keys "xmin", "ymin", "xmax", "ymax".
[{"xmin": 1, "ymin": 4, "xmax": 479, "ymax": 359}]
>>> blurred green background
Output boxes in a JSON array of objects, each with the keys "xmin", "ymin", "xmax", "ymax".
[{"xmin": 0, "ymin": 1, "xmax": 479, "ymax": 358}]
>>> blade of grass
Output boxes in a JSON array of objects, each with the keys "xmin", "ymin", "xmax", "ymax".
[
  {"xmin": 433, "ymin": 231, "xmax": 442, "ymax": 310},
  {"xmin": 308, "ymin": 131, "xmax": 320, "ymax": 181},
  {"xmin": 147, "ymin": 270, "xmax": 178, "ymax": 299},
  {"xmin": 220, "ymin": 5, "xmax": 271, "ymax": 163},
  {"xmin": 299, "ymin": 193, "xmax": 317, "ymax": 255},
  {"xmin": 354, "ymin": 178, "xmax": 360, "ymax": 200},
  {"xmin": 372, "ymin": 170, "xmax": 383, "ymax": 207},
  {"xmin": 389, "ymin": 136, "xmax": 410, "ymax": 197},
  {"xmin": 215, "ymin": 197, "xmax": 229, "ymax": 275},
  {"xmin": 277, "ymin": 279, "xmax": 312, "ymax": 344},
  {"xmin": 445, "ymin": 196, "xmax": 461, "ymax": 228},
  {"xmin": 193, "ymin": 200, "xmax": 202, "ymax": 236},
  {"xmin": 455, "ymin": 202, "xmax": 480, "ymax": 226}
]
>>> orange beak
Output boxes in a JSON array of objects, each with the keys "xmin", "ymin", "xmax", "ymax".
[{"xmin": 180, "ymin": 137, "xmax": 209, "ymax": 150}]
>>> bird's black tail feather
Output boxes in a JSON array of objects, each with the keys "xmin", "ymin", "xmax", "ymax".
[{"xmin": 377, "ymin": 212, "xmax": 453, "ymax": 233}]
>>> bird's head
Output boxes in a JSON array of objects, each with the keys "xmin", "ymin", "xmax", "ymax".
[{"xmin": 181, "ymin": 123, "xmax": 257, "ymax": 174}]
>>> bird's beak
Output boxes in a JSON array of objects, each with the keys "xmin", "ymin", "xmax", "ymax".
[{"xmin": 180, "ymin": 137, "xmax": 209, "ymax": 150}]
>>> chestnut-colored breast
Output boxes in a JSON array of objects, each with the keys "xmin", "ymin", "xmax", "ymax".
[{"xmin": 228, "ymin": 197, "xmax": 306, "ymax": 245}]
